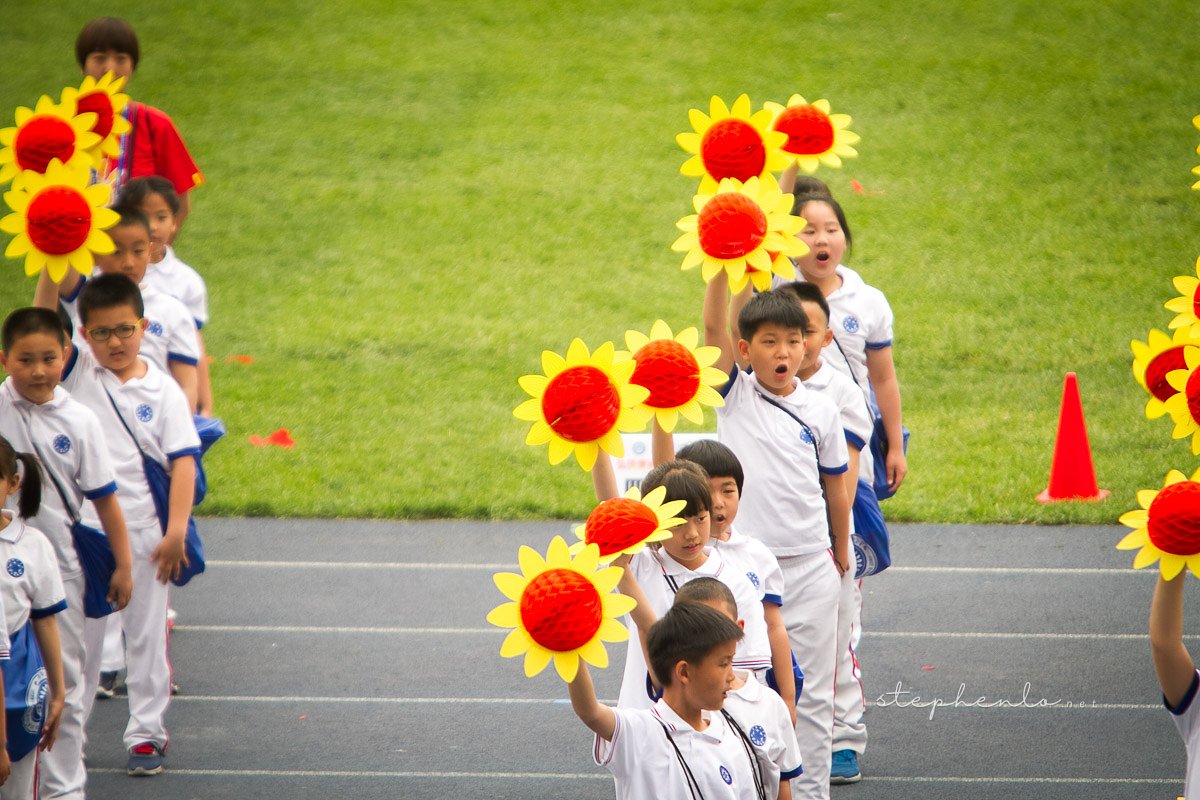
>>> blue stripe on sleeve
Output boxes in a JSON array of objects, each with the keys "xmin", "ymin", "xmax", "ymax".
[
  {"xmin": 167, "ymin": 353, "xmax": 199, "ymax": 366},
  {"xmin": 1167, "ymin": 670, "xmax": 1200, "ymax": 715},
  {"xmin": 845, "ymin": 431, "xmax": 866, "ymax": 451},
  {"xmin": 82, "ymin": 481, "xmax": 117, "ymax": 500},
  {"xmin": 717, "ymin": 364, "xmax": 738, "ymax": 398},
  {"xmin": 865, "ymin": 339, "xmax": 892, "ymax": 351},
  {"xmin": 166, "ymin": 448, "xmax": 201, "ymax": 462},
  {"xmin": 781, "ymin": 766, "xmax": 804, "ymax": 780},
  {"xmin": 31, "ymin": 599, "xmax": 68, "ymax": 619},
  {"xmin": 819, "ymin": 463, "xmax": 849, "ymax": 476},
  {"xmin": 763, "ymin": 593, "xmax": 782, "ymax": 606}
]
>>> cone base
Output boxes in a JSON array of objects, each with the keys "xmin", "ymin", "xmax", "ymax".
[{"xmin": 1035, "ymin": 488, "xmax": 1110, "ymax": 504}]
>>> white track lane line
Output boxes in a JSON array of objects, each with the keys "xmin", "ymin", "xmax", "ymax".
[
  {"xmin": 206, "ymin": 560, "xmax": 1141, "ymax": 575},
  {"xmin": 83, "ymin": 768, "xmax": 1180, "ymax": 783}
]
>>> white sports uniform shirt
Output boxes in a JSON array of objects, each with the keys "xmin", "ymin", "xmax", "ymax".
[
  {"xmin": 618, "ymin": 547, "xmax": 771, "ymax": 710},
  {"xmin": 61, "ymin": 278, "xmax": 201, "ymax": 371},
  {"xmin": 716, "ymin": 365, "xmax": 848, "ymax": 557},
  {"xmin": 0, "ymin": 379, "xmax": 118, "ymax": 575},
  {"xmin": 802, "ymin": 360, "xmax": 875, "ymax": 484},
  {"xmin": 596, "ymin": 699, "xmax": 766, "ymax": 800},
  {"xmin": 713, "ymin": 529, "xmax": 784, "ymax": 608},
  {"xmin": 0, "ymin": 514, "xmax": 67, "ymax": 634},
  {"xmin": 775, "ymin": 265, "xmax": 894, "ymax": 400},
  {"xmin": 724, "ymin": 669, "xmax": 804, "ymax": 798},
  {"xmin": 1168, "ymin": 670, "xmax": 1200, "ymax": 800},
  {"xmin": 62, "ymin": 349, "xmax": 200, "ymax": 532},
  {"xmin": 144, "ymin": 246, "xmax": 209, "ymax": 328}
]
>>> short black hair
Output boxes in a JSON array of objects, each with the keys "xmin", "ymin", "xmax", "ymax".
[
  {"xmin": 778, "ymin": 281, "xmax": 831, "ymax": 327},
  {"xmin": 119, "ymin": 176, "xmax": 180, "ymax": 215},
  {"xmin": 791, "ymin": 176, "xmax": 832, "ymax": 198},
  {"xmin": 647, "ymin": 601, "xmax": 743, "ymax": 688},
  {"xmin": 108, "ymin": 205, "xmax": 152, "ymax": 237},
  {"xmin": 737, "ymin": 290, "xmax": 809, "ymax": 342},
  {"xmin": 641, "ymin": 460, "xmax": 712, "ymax": 517},
  {"xmin": 2, "ymin": 308, "xmax": 68, "ymax": 352},
  {"xmin": 673, "ymin": 577, "xmax": 738, "ymax": 619},
  {"xmin": 78, "ymin": 273, "xmax": 144, "ymax": 326},
  {"xmin": 75, "ymin": 17, "xmax": 140, "ymax": 69},
  {"xmin": 676, "ymin": 439, "xmax": 743, "ymax": 494},
  {"xmin": 792, "ymin": 192, "xmax": 853, "ymax": 252}
]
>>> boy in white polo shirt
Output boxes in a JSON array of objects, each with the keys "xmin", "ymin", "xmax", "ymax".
[
  {"xmin": 36, "ymin": 208, "xmax": 201, "ymax": 411},
  {"xmin": 676, "ymin": 577, "xmax": 803, "ymax": 800},
  {"xmin": 569, "ymin": 601, "xmax": 767, "ymax": 800},
  {"xmin": 0, "ymin": 307, "xmax": 133, "ymax": 800},
  {"xmin": 40, "ymin": 274, "xmax": 200, "ymax": 778},
  {"xmin": 1151, "ymin": 571, "xmax": 1200, "ymax": 799},
  {"xmin": 781, "ymin": 282, "xmax": 875, "ymax": 784},
  {"xmin": 705, "ymin": 273, "xmax": 850, "ymax": 800}
]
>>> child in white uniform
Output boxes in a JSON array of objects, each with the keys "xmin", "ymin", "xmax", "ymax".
[
  {"xmin": 570, "ymin": 601, "xmax": 768, "ymax": 800},
  {"xmin": 1151, "ymin": 571, "xmax": 1200, "ymax": 799},
  {"xmin": 0, "ymin": 307, "xmax": 132, "ymax": 800},
  {"xmin": 47, "ymin": 275, "xmax": 200, "ymax": 777},
  {"xmin": 705, "ymin": 278, "xmax": 851, "ymax": 800},
  {"xmin": 0, "ymin": 437, "xmax": 67, "ymax": 799},
  {"xmin": 676, "ymin": 578, "xmax": 802, "ymax": 800}
]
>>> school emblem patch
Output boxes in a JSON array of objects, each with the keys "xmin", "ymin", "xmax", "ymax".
[
  {"xmin": 750, "ymin": 725, "xmax": 767, "ymax": 747},
  {"xmin": 746, "ymin": 571, "xmax": 760, "ymax": 588},
  {"xmin": 6, "ymin": 559, "xmax": 23, "ymax": 578},
  {"xmin": 719, "ymin": 765, "xmax": 733, "ymax": 785},
  {"xmin": 852, "ymin": 533, "xmax": 877, "ymax": 577},
  {"xmin": 800, "ymin": 427, "xmax": 815, "ymax": 445},
  {"xmin": 147, "ymin": 320, "xmax": 164, "ymax": 337},
  {"xmin": 24, "ymin": 667, "xmax": 46, "ymax": 735},
  {"xmin": 136, "ymin": 404, "xmax": 153, "ymax": 422},
  {"xmin": 842, "ymin": 315, "xmax": 861, "ymax": 333},
  {"xmin": 52, "ymin": 434, "xmax": 71, "ymax": 454}
]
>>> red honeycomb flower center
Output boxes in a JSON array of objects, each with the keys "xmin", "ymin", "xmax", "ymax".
[
  {"xmin": 630, "ymin": 340, "xmax": 701, "ymax": 409},
  {"xmin": 697, "ymin": 193, "xmax": 767, "ymax": 260},
  {"xmin": 26, "ymin": 187, "xmax": 92, "ymax": 255},
  {"xmin": 1187, "ymin": 368, "xmax": 1200, "ymax": 425},
  {"xmin": 584, "ymin": 498, "xmax": 660, "ymax": 557},
  {"xmin": 519, "ymin": 568, "xmax": 603, "ymax": 651},
  {"xmin": 542, "ymin": 365, "xmax": 620, "ymax": 443},
  {"xmin": 1145, "ymin": 347, "xmax": 1187, "ymax": 403},
  {"xmin": 773, "ymin": 104, "xmax": 835, "ymax": 156},
  {"xmin": 1148, "ymin": 481, "xmax": 1200, "ymax": 557},
  {"xmin": 75, "ymin": 91, "xmax": 115, "ymax": 139},
  {"xmin": 699, "ymin": 118, "xmax": 767, "ymax": 182},
  {"xmin": 14, "ymin": 116, "xmax": 78, "ymax": 173}
]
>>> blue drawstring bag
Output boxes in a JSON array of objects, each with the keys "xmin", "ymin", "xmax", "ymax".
[
  {"xmin": 69, "ymin": 521, "xmax": 119, "ymax": 616},
  {"xmin": 3, "ymin": 622, "xmax": 47, "ymax": 760},
  {"xmin": 192, "ymin": 415, "xmax": 225, "ymax": 506},
  {"xmin": 869, "ymin": 417, "xmax": 909, "ymax": 501},
  {"xmin": 765, "ymin": 650, "xmax": 806, "ymax": 701},
  {"xmin": 851, "ymin": 478, "xmax": 892, "ymax": 577},
  {"xmin": 142, "ymin": 455, "xmax": 205, "ymax": 587}
]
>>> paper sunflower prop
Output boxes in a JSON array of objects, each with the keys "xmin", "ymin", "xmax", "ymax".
[
  {"xmin": 61, "ymin": 72, "xmax": 131, "ymax": 162},
  {"xmin": 1, "ymin": 159, "xmax": 117, "ymax": 282},
  {"xmin": 1118, "ymin": 468, "xmax": 1200, "ymax": 578},
  {"xmin": 676, "ymin": 94, "xmax": 790, "ymax": 193},
  {"xmin": 573, "ymin": 485, "xmax": 686, "ymax": 562},
  {"xmin": 1162, "ymin": 345, "xmax": 1200, "ymax": 453},
  {"xmin": 513, "ymin": 338, "xmax": 651, "ymax": 470},
  {"xmin": 624, "ymin": 320, "xmax": 726, "ymax": 431},
  {"xmin": 672, "ymin": 176, "xmax": 808, "ymax": 293},
  {"xmin": 487, "ymin": 536, "xmax": 637, "ymax": 681},
  {"xmin": 763, "ymin": 95, "xmax": 860, "ymax": 174},
  {"xmin": 1165, "ymin": 257, "xmax": 1200, "ymax": 331},
  {"xmin": 0, "ymin": 96, "xmax": 99, "ymax": 188},
  {"xmin": 1132, "ymin": 327, "xmax": 1200, "ymax": 419},
  {"xmin": 1193, "ymin": 115, "xmax": 1200, "ymax": 190}
]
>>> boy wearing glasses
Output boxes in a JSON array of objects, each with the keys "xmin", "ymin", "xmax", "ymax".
[
  {"xmin": 36, "ymin": 209, "xmax": 201, "ymax": 411},
  {"xmin": 35, "ymin": 273, "xmax": 199, "ymax": 778}
]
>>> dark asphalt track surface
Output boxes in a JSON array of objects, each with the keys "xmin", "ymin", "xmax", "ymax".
[{"xmin": 80, "ymin": 519, "xmax": 1189, "ymax": 799}]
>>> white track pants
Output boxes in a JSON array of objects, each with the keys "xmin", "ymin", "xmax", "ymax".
[
  {"xmin": 3, "ymin": 748, "xmax": 38, "ymax": 800},
  {"xmin": 832, "ymin": 572, "xmax": 867, "ymax": 754},
  {"xmin": 779, "ymin": 550, "xmax": 840, "ymax": 800}
]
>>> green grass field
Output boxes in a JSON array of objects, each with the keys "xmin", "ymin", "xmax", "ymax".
[{"xmin": 3, "ymin": 1, "xmax": 1199, "ymax": 523}]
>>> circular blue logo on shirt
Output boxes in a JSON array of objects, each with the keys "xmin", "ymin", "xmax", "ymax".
[
  {"xmin": 800, "ymin": 427, "xmax": 815, "ymax": 444},
  {"xmin": 746, "ymin": 571, "xmax": 760, "ymax": 588},
  {"xmin": 842, "ymin": 315, "xmax": 861, "ymax": 333},
  {"xmin": 750, "ymin": 725, "xmax": 767, "ymax": 747},
  {"xmin": 719, "ymin": 766, "xmax": 733, "ymax": 785},
  {"xmin": 6, "ymin": 559, "xmax": 24, "ymax": 578},
  {"xmin": 147, "ymin": 320, "xmax": 164, "ymax": 337},
  {"xmin": 136, "ymin": 404, "xmax": 153, "ymax": 422},
  {"xmin": 52, "ymin": 434, "xmax": 71, "ymax": 454}
]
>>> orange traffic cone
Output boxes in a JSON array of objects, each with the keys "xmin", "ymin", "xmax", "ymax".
[{"xmin": 1037, "ymin": 372, "xmax": 1109, "ymax": 503}]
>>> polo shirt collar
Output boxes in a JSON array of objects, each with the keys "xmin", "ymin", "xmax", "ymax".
[
  {"xmin": 2, "ymin": 378, "xmax": 69, "ymax": 410},
  {"xmin": 656, "ymin": 547, "xmax": 722, "ymax": 579},
  {"xmin": 652, "ymin": 697, "xmax": 724, "ymax": 742},
  {"xmin": 0, "ymin": 511, "xmax": 25, "ymax": 544}
]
